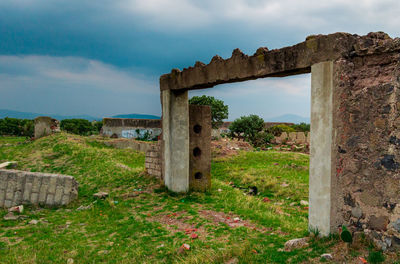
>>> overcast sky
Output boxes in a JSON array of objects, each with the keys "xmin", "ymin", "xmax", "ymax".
[{"xmin": 0, "ymin": 0, "xmax": 399, "ymax": 120}]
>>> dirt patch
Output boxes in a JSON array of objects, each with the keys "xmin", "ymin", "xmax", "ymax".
[
  {"xmin": 147, "ymin": 211, "xmax": 208, "ymax": 239},
  {"xmin": 199, "ymin": 210, "xmax": 271, "ymax": 233},
  {"xmin": 212, "ymin": 139, "xmax": 253, "ymax": 158}
]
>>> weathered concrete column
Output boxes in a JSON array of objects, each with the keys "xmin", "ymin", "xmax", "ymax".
[
  {"xmin": 309, "ymin": 61, "xmax": 334, "ymax": 236},
  {"xmin": 162, "ymin": 89, "xmax": 190, "ymax": 192}
]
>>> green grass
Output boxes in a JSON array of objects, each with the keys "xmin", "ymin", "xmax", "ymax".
[{"xmin": 0, "ymin": 133, "xmax": 392, "ymax": 263}]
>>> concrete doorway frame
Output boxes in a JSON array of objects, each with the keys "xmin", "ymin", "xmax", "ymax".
[{"xmin": 159, "ymin": 33, "xmax": 356, "ymax": 236}]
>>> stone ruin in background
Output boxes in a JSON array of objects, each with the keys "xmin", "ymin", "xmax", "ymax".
[
  {"xmin": 34, "ymin": 116, "xmax": 60, "ymax": 139},
  {"xmin": 159, "ymin": 31, "xmax": 400, "ymax": 250}
]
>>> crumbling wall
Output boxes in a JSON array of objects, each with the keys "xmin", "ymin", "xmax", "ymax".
[
  {"xmin": 34, "ymin": 116, "xmax": 60, "ymax": 139},
  {"xmin": 274, "ymin": 132, "xmax": 310, "ymax": 145},
  {"xmin": 102, "ymin": 118, "xmax": 162, "ymax": 139},
  {"xmin": 0, "ymin": 169, "xmax": 78, "ymax": 208},
  {"xmin": 332, "ymin": 32, "xmax": 400, "ymax": 250},
  {"xmin": 145, "ymin": 142, "xmax": 162, "ymax": 179}
]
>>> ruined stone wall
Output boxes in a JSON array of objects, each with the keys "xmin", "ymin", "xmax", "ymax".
[
  {"xmin": 332, "ymin": 34, "xmax": 400, "ymax": 250},
  {"xmin": 34, "ymin": 116, "xmax": 60, "ymax": 139},
  {"xmin": 0, "ymin": 169, "xmax": 78, "ymax": 208},
  {"xmin": 102, "ymin": 118, "xmax": 162, "ymax": 139},
  {"xmin": 145, "ymin": 142, "xmax": 162, "ymax": 179},
  {"xmin": 274, "ymin": 132, "xmax": 310, "ymax": 144}
]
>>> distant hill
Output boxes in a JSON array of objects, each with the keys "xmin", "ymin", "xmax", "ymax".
[
  {"xmin": 0, "ymin": 109, "xmax": 100, "ymax": 121},
  {"xmin": 0, "ymin": 109, "xmax": 160, "ymax": 121},
  {"xmin": 111, "ymin": 114, "xmax": 160, "ymax": 119},
  {"xmin": 266, "ymin": 114, "xmax": 310, "ymax": 124}
]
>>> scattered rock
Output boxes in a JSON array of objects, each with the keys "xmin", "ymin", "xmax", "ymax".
[
  {"xmin": 369, "ymin": 215, "xmax": 389, "ymax": 231},
  {"xmin": 225, "ymin": 258, "xmax": 239, "ymax": 264},
  {"xmin": 67, "ymin": 259, "xmax": 74, "ymax": 264},
  {"xmin": 390, "ymin": 218, "xmax": 400, "ymax": 232},
  {"xmin": 93, "ymin": 192, "xmax": 109, "ymax": 199},
  {"xmin": 263, "ymin": 197, "xmax": 271, "ymax": 202},
  {"xmin": 281, "ymin": 183, "xmax": 289, "ymax": 187},
  {"xmin": 321, "ymin": 253, "xmax": 333, "ymax": 260},
  {"xmin": 178, "ymin": 243, "xmax": 190, "ymax": 254},
  {"xmin": 351, "ymin": 207, "xmax": 363, "ymax": 219},
  {"xmin": 218, "ymin": 189, "xmax": 222, "ymax": 192},
  {"xmin": 284, "ymin": 237, "xmax": 309, "ymax": 251},
  {"xmin": 29, "ymin": 219, "xmax": 39, "ymax": 225},
  {"xmin": 3, "ymin": 212, "xmax": 19, "ymax": 221},
  {"xmin": 300, "ymin": 200, "xmax": 309, "ymax": 206},
  {"xmin": 0, "ymin": 161, "xmax": 17, "ymax": 169},
  {"xmin": 76, "ymin": 205, "xmax": 92, "ymax": 211},
  {"xmin": 8, "ymin": 205, "xmax": 24, "ymax": 213}
]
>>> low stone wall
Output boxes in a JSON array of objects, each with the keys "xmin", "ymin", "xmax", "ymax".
[
  {"xmin": 275, "ymin": 132, "xmax": 310, "ymax": 144},
  {"xmin": 102, "ymin": 118, "xmax": 162, "ymax": 140},
  {"xmin": 104, "ymin": 139, "xmax": 156, "ymax": 153},
  {"xmin": 0, "ymin": 169, "xmax": 78, "ymax": 208},
  {"xmin": 145, "ymin": 143, "xmax": 162, "ymax": 179}
]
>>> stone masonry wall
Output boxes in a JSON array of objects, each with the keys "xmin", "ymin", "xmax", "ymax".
[
  {"xmin": 274, "ymin": 132, "xmax": 310, "ymax": 145},
  {"xmin": 0, "ymin": 169, "xmax": 78, "ymax": 208},
  {"xmin": 102, "ymin": 118, "xmax": 162, "ymax": 140},
  {"xmin": 145, "ymin": 142, "xmax": 162, "ymax": 179},
  {"xmin": 332, "ymin": 33, "xmax": 400, "ymax": 250}
]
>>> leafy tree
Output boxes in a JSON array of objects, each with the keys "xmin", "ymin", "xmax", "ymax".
[
  {"xmin": 93, "ymin": 121, "xmax": 103, "ymax": 133},
  {"xmin": 229, "ymin": 115, "xmax": 265, "ymax": 143},
  {"xmin": 0, "ymin": 117, "xmax": 34, "ymax": 137},
  {"xmin": 189, "ymin": 95, "xmax": 228, "ymax": 129},
  {"xmin": 60, "ymin": 119, "xmax": 94, "ymax": 135}
]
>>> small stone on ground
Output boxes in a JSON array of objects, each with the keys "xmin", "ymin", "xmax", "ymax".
[
  {"xmin": 93, "ymin": 192, "xmax": 109, "ymax": 199},
  {"xmin": 321, "ymin": 253, "xmax": 333, "ymax": 260},
  {"xmin": 284, "ymin": 237, "xmax": 309, "ymax": 251}
]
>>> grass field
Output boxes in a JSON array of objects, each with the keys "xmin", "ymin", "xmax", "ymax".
[{"xmin": 0, "ymin": 133, "xmax": 394, "ymax": 263}]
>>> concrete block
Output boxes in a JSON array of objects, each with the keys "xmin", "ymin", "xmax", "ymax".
[
  {"xmin": 38, "ymin": 184, "xmax": 48, "ymax": 204},
  {"xmin": 61, "ymin": 194, "xmax": 70, "ymax": 205},
  {"xmin": 32, "ymin": 176, "xmax": 42, "ymax": 193},
  {"xmin": 54, "ymin": 187, "xmax": 63, "ymax": 204},
  {"xmin": 13, "ymin": 191, "xmax": 22, "ymax": 205},
  {"xmin": 30, "ymin": 193, "xmax": 39, "ymax": 204},
  {"xmin": 23, "ymin": 183, "xmax": 32, "ymax": 202},
  {"xmin": 46, "ymin": 194, "xmax": 54, "ymax": 206},
  {"xmin": 48, "ymin": 176, "xmax": 57, "ymax": 194}
]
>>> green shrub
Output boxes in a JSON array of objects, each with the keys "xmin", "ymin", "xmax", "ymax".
[
  {"xmin": 266, "ymin": 124, "xmax": 295, "ymax": 136},
  {"xmin": 252, "ymin": 131, "xmax": 275, "ymax": 147},
  {"xmin": 0, "ymin": 117, "xmax": 34, "ymax": 137},
  {"xmin": 229, "ymin": 115, "xmax": 265, "ymax": 144},
  {"xmin": 93, "ymin": 121, "xmax": 103, "ymax": 133},
  {"xmin": 60, "ymin": 119, "xmax": 95, "ymax": 135},
  {"xmin": 290, "ymin": 122, "xmax": 310, "ymax": 132}
]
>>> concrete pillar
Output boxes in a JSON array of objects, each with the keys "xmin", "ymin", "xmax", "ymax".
[
  {"xmin": 309, "ymin": 61, "xmax": 334, "ymax": 236},
  {"xmin": 189, "ymin": 105, "xmax": 211, "ymax": 191},
  {"xmin": 162, "ymin": 89, "xmax": 190, "ymax": 192}
]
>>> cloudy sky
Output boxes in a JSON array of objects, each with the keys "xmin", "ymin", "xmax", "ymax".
[{"xmin": 0, "ymin": 0, "xmax": 399, "ymax": 120}]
